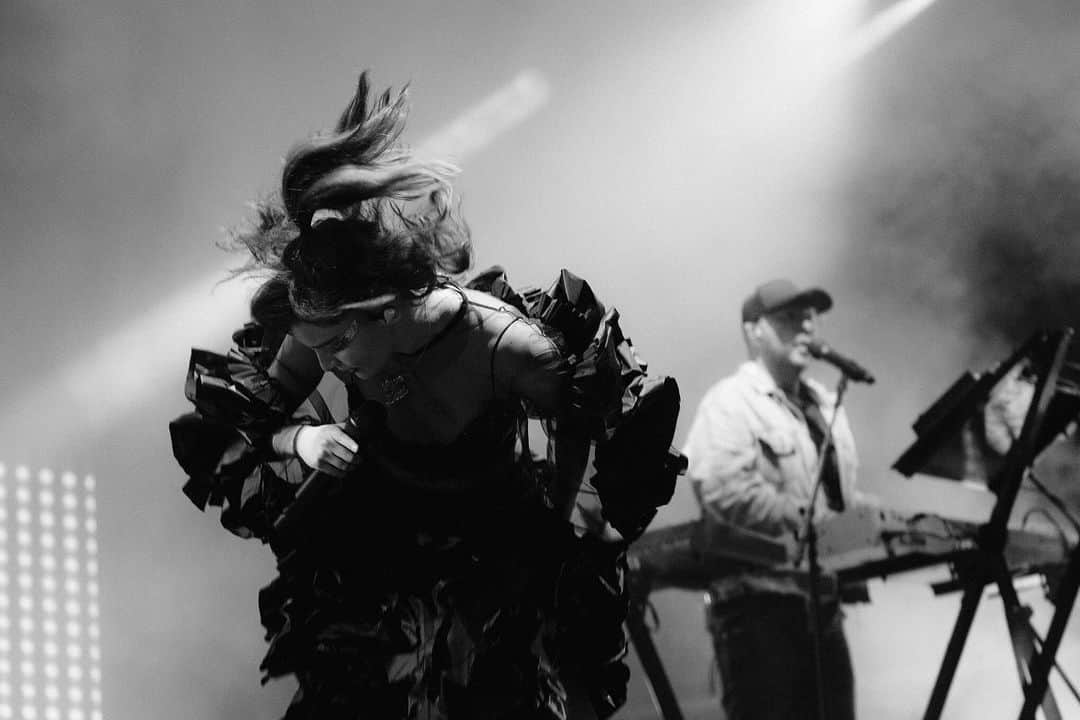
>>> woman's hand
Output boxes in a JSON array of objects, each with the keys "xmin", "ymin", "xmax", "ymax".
[{"xmin": 294, "ymin": 423, "xmax": 360, "ymax": 477}]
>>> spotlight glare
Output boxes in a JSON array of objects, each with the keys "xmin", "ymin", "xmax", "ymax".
[
  {"xmin": 61, "ymin": 494, "xmax": 76, "ymax": 510},
  {"xmin": 43, "ymin": 640, "xmax": 57, "ymax": 656},
  {"xmin": 39, "ymin": 491, "xmax": 54, "ymax": 507},
  {"xmin": 38, "ymin": 469, "xmax": 53, "ymax": 484},
  {"xmin": 15, "ymin": 488, "xmax": 30, "ymax": 505},
  {"xmin": 60, "ymin": 472, "xmax": 76, "ymax": 489},
  {"xmin": 84, "ymin": 475, "xmax": 95, "ymax": 491},
  {"xmin": 15, "ymin": 466, "xmax": 29, "ymax": 482}
]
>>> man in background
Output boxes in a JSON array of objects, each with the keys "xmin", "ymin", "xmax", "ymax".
[{"xmin": 682, "ymin": 278, "xmax": 868, "ymax": 720}]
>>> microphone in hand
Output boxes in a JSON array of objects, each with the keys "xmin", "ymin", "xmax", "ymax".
[{"xmin": 805, "ymin": 339, "xmax": 876, "ymax": 384}]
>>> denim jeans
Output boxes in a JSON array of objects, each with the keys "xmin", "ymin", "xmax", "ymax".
[{"xmin": 707, "ymin": 592, "xmax": 855, "ymax": 720}]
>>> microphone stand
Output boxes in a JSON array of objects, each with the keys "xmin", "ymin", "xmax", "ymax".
[{"xmin": 794, "ymin": 373, "xmax": 849, "ymax": 720}]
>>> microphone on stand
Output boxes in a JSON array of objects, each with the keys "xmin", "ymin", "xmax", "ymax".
[{"xmin": 805, "ymin": 339, "xmax": 876, "ymax": 384}]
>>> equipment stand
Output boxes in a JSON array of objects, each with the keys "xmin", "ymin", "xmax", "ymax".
[{"xmin": 921, "ymin": 330, "xmax": 1073, "ymax": 720}]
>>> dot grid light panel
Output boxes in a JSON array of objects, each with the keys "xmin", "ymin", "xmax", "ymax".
[{"xmin": 0, "ymin": 463, "xmax": 102, "ymax": 720}]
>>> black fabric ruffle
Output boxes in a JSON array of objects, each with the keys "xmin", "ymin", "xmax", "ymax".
[{"xmin": 169, "ymin": 324, "xmax": 305, "ymax": 541}]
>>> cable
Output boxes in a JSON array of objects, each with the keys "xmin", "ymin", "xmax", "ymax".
[{"xmin": 1026, "ymin": 470, "xmax": 1080, "ymax": 537}]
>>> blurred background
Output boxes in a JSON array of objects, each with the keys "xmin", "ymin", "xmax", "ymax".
[{"xmin": 3, "ymin": 0, "xmax": 1080, "ymax": 717}]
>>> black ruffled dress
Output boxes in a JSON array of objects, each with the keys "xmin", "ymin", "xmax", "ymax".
[{"xmin": 170, "ymin": 275, "xmax": 680, "ymax": 720}]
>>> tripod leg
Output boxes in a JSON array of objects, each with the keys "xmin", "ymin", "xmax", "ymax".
[
  {"xmin": 924, "ymin": 579, "xmax": 985, "ymax": 720},
  {"xmin": 995, "ymin": 565, "xmax": 1061, "ymax": 720},
  {"xmin": 625, "ymin": 602, "xmax": 685, "ymax": 720},
  {"xmin": 1019, "ymin": 547, "xmax": 1080, "ymax": 720}
]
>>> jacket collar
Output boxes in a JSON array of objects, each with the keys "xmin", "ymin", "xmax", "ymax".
[{"xmin": 737, "ymin": 360, "xmax": 823, "ymax": 406}]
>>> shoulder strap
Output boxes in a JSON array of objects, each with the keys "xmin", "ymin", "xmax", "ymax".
[{"xmin": 490, "ymin": 316, "xmax": 524, "ymax": 396}]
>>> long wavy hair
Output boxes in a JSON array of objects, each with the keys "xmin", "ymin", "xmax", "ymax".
[{"xmin": 228, "ymin": 72, "xmax": 472, "ymax": 331}]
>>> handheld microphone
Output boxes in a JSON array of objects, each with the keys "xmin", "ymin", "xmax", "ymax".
[
  {"xmin": 273, "ymin": 404, "xmax": 382, "ymax": 538},
  {"xmin": 805, "ymin": 339, "xmax": 876, "ymax": 384}
]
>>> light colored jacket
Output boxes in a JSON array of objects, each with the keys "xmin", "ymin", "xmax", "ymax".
[{"xmin": 682, "ymin": 361, "xmax": 859, "ymax": 541}]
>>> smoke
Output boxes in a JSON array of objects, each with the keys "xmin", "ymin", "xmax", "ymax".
[{"xmin": 844, "ymin": 0, "xmax": 1080, "ymax": 358}]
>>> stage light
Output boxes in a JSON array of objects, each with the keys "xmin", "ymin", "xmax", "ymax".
[{"xmin": 0, "ymin": 462, "xmax": 102, "ymax": 720}]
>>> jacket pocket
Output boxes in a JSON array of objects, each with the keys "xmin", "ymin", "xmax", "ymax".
[{"xmin": 758, "ymin": 430, "xmax": 796, "ymax": 463}]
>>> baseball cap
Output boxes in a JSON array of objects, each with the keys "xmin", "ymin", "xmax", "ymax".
[{"xmin": 741, "ymin": 278, "xmax": 833, "ymax": 322}]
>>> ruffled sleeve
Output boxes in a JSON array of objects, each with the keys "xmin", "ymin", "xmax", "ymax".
[
  {"xmin": 526, "ymin": 270, "xmax": 687, "ymax": 542},
  {"xmin": 168, "ymin": 323, "xmax": 315, "ymax": 541}
]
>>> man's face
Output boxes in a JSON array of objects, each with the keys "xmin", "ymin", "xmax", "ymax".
[{"xmin": 750, "ymin": 305, "xmax": 819, "ymax": 372}]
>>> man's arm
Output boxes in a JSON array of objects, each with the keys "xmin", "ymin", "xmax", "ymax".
[{"xmin": 685, "ymin": 390, "xmax": 802, "ymax": 537}]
